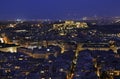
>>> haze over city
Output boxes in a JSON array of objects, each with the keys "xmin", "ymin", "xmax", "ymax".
[{"xmin": 0, "ymin": 0, "xmax": 120, "ymax": 20}]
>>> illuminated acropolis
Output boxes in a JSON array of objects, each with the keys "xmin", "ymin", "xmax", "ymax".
[{"xmin": 53, "ymin": 20, "xmax": 88, "ymax": 30}]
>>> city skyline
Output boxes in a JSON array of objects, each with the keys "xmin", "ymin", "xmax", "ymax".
[{"xmin": 0, "ymin": 0, "xmax": 120, "ymax": 20}]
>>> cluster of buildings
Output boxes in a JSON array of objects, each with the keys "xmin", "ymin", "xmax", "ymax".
[{"xmin": 0, "ymin": 20, "xmax": 120, "ymax": 79}]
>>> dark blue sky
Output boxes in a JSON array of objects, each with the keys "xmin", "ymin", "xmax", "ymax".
[{"xmin": 0, "ymin": 0, "xmax": 120, "ymax": 20}]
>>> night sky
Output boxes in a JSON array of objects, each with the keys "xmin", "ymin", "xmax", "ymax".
[{"xmin": 0, "ymin": 0, "xmax": 120, "ymax": 20}]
